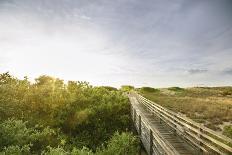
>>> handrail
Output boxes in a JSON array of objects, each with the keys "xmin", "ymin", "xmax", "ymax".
[
  {"xmin": 132, "ymin": 92, "xmax": 232, "ymax": 155},
  {"xmin": 129, "ymin": 96, "xmax": 179, "ymax": 155},
  {"xmin": 139, "ymin": 94, "xmax": 232, "ymax": 143}
]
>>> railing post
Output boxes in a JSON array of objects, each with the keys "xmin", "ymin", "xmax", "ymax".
[
  {"xmin": 133, "ymin": 109, "xmax": 136, "ymax": 123},
  {"xmin": 139, "ymin": 115, "xmax": 141, "ymax": 135},
  {"xmin": 131, "ymin": 105, "xmax": 133, "ymax": 119},
  {"xmin": 159, "ymin": 114, "xmax": 162, "ymax": 124},
  {"xmin": 198, "ymin": 127, "xmax": 203, "ymax": 155},
  {"xmin": 149, "ymin": 129, "xmax": 153, "ymax": 155},
  {"xmin": 139, "ymin": 115, "xmax": 142, "ymax": 155},
  {"xmin": 173, "ymin": 120, "xmax": 177, "ymax": 136}
]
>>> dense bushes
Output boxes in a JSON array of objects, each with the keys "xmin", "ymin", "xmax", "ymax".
[
  {"xmin": 167, "ymin": 87, "xmax": 184, "ymax": 91},
  {"xmin": 0, "ymin": 124, "xmax": 138, "ymax": 155},
  {"xmin": 223, "ymin": 125, "xmax": 232, "ymax": 139},
  {"xmin": 40, "ymin": 132, "xmax": 138, "ymax": 155},
  {"xmin": 140, "ymin": 87, "xmax": 158, "ymax": 93},
  {"xmin": 0, "ymin": 119, "xmax": 59, "ymax": 154},
  {"xmin": 120, "ymin": 85, "xmax": 134, "ymax": 92},
  {"xmin": 100, "ymin": 132, "xmax": 139, "ymax": 155},
  {"xmin": 0, "ymin": 72, "xmax": 138, "ymax": 154}
]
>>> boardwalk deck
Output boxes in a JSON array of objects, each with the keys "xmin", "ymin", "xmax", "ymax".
[
  {"xmin": 129, "ymin": 93, "xmax": 232, "ymax": 155},
  {"xmin": 130, "ymin": 95, "xmax": 195, "ymax": 155}
]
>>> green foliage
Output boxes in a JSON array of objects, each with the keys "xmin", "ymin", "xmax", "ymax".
[
  {"xmin": 41, "ymin": 146, "xmax": 94, "ymax": 155},
  {"xmin": 120, "ymin": 85, "xmax": 134, "ymax": 92},
  {"xmin": 0, "ymin": 72, "xmax": 137, "ymax": 154},
  {"xmin": 221, "ymin": 90, "xmax": 232, "ymax": 96},
  {"xmin": 99, "ymin": 132, "xmax": 139, "ymax": 155},
  {"xmin": 42, "ymin": 146, "xmax": 68, "ymax": 155},
  {"xmin": 0, "ymin": 145, "xmax": 31, "ymax": 155},
  {"xmin": 71, "ymin": 147, "xmax": 94, "ymax": 155},
  {"xmin": 0, "ymin": 119, "xmax": 33, "ymax": 148},
  {"xmin": 223, "ymin": 125, "xmax": 232, "ymax": 139},
  {"xmin": 140, "ymin": 87, "xmax": 158, "ymax": 93},
  {"xmin": 100, "ymin": 86, "xmax": 118, "ymax": 91},
  {"xmin": 140, "ymin": 87, "xmax": 232, "ymax": 133},
  {"xmin": 0, "ymin": 119, "xmax": 59, "ymax": 153},
  {"xmin": 40, "ymin": 132, "xmax": 138, "ymax": 155},
  {"xmin": 167, "ymin": 87, "xmax": 184, "ymax": 91},
  {"xmin": 58, "ymin": 88, "xmax": 131, "ymax": 150}
]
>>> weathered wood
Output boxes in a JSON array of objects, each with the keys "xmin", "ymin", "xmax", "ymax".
[
  {"xmin": 130, "ymin": 95, "xmax": 183, "ymax": 155},
  {"xmin": 139, "ymin": 115, "xmax": 141, "ymax": 135},
  {"xmin": 149, "ymin": 129, "xmax": 153, "ymax": 155},
  {"xmin": 133, "ymin": 108, "xmax": 136, "ymax": 123},
  {"xmin": 139, "ymin": 94, "xmax": 232, "ymax": 142},
  {"xmin": 132, "ymin": 92, "xmax": 232, "ymax": 155}
]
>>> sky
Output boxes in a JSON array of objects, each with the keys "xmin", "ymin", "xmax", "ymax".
[{"xmin": 0, "ymin": 0, "xmax": 232, "ymax": 87}]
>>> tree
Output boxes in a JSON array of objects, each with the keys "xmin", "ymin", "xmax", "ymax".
[
  {"xmin": 120, "ymin": 85, "xmax": 134, "ymax": 92},
  {"xmin": 0, "ymin": 73, "xmax": 138, "ymax": 154},
  {"xmin": 140, "ymin": 87, "xmax": 158, "ymax": 93}
]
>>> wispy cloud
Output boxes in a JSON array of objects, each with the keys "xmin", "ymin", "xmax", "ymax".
[
  {"xmin": 187, "ymin": 69, "xmax": 208, "ymax": 74},
  {"xmin": 223, "ymin": 68, "xmax": 232, "ymax": 75},
  {"xmin": 0, "ymin": 0, "xmax": 232, "ymax": 87}
]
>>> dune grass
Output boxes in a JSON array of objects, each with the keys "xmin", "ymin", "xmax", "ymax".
[{"xmin": 139, "ymin": 87, "xmax": 232, "ymax": 138}]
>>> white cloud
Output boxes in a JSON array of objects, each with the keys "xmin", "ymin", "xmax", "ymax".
[{"xmin": 0, "ymin": 0, "xmax": 232, "ymax": 87}]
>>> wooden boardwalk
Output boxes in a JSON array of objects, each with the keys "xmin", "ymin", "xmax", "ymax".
[{"xmin": 129, "ymin": 93, "xmax": 232, "ymax": 155}]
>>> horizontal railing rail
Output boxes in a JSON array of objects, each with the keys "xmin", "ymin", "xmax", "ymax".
[
  {"xmin": 129, "ymin": 96, "xmax": 180, "ymax": 155},
  {"xmin": 132, "ymin": 92, "xmax": 232, "ymax": 155}
]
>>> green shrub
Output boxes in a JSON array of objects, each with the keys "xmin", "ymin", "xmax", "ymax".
[
  {"xmin": 223, "ymin": 125, "xmax": 232, "ymax": 139},
  {"xmin": 39, "ymin": 132, "xmax": 138, "ymax": 155},
  {"xmin": 168, "ymin": 87, "xmax": 184, "ymax": 91},
  {"xmin": 0, "ymin": 145, "xmax": 30, "ymax": 155},
  {"xmin": 0, "ymin": 119, "xmax": 58, "ymax": 153},
  {"xmin": 0, "ymin": 119, "xmax": 33, "ymax": 148},
  {"xmin": 99, "ymin": 132, "xmax": 139, "ymax": 155},
  {"xmin": 100, "ymin": 86, "xmax": 118, "ymax": 91},
  {"xmin": 120, "ymin": 85, "xmax": 134, "ymax": 92},
  {"xmin": 221, "ymin": 91, "xmax": 232, "ymax": 96},
  {"xmin": 71, "ymin": 147, "xmax": 94, "ymax": 155},
  {"xmin": 0, "ymin": 73, "xmax": 138, "ymax": 154},
  {"xmin": 42, "ymin": 146, "xmax": 68, "ymax": 155},
  {"xmin": 140, "ymin": 87, "xmax": 158, "ymax": 93}
]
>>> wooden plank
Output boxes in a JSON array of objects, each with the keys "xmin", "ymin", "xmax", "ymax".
[
  {"xmin": 131, "ymin": 101, "xmax": 178, "ymax": 154},
  {"xmin": 139, "ymin": 115, "xmax": 142, "ymax": 136},
  {"xmin": 134, "ymin": 93, "xmax": 232, "ymax": 154},
  {"xmin": 130, "ymin": 97, "xmax": 182, "ymax": 155},
  {"xmin": 149, "ymin": 129, "xmax": 153, "ymax": 155},
  {"xmin": 138, "ymin": 94, "xmax": 232, "ymax": 143}
]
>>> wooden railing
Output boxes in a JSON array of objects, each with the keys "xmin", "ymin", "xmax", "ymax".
[
  {"xmin": 129, "ymin": 96, "xmax": 180, "ymax": 155},
  {"xmin": 132, "ymin": 92, "xmax": 232, "ymax": 155}
]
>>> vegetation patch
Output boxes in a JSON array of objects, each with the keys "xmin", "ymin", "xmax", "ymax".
[
  {"xmin": 168, "ymin": 87, "xmax": 184, "ymax": 91},
  {"xmin": 140, "ymin": 86, "xmax": 232, "ymax": 138},
  {"xmin": 223, "ymin": 125, "xmax": 232, "ymax": 139},
  {"xmin": 0, "ymin": 72, "xmax": 139, "ymax": 154},
  {"xmin": 140, "ymin": 87, "xmax": 159, "ymax": 93},
  {"xmin": 100, "ymin": 86, "xmax": 118, "ymax": 91},
  {"xmin": 120, "ymin": 85, "xmax": 135, "ymax": 92}
]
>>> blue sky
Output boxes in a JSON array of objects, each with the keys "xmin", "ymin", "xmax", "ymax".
[{"xmin": 0, "ymin": 0, "xmax": 232, "ymax": 87}]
